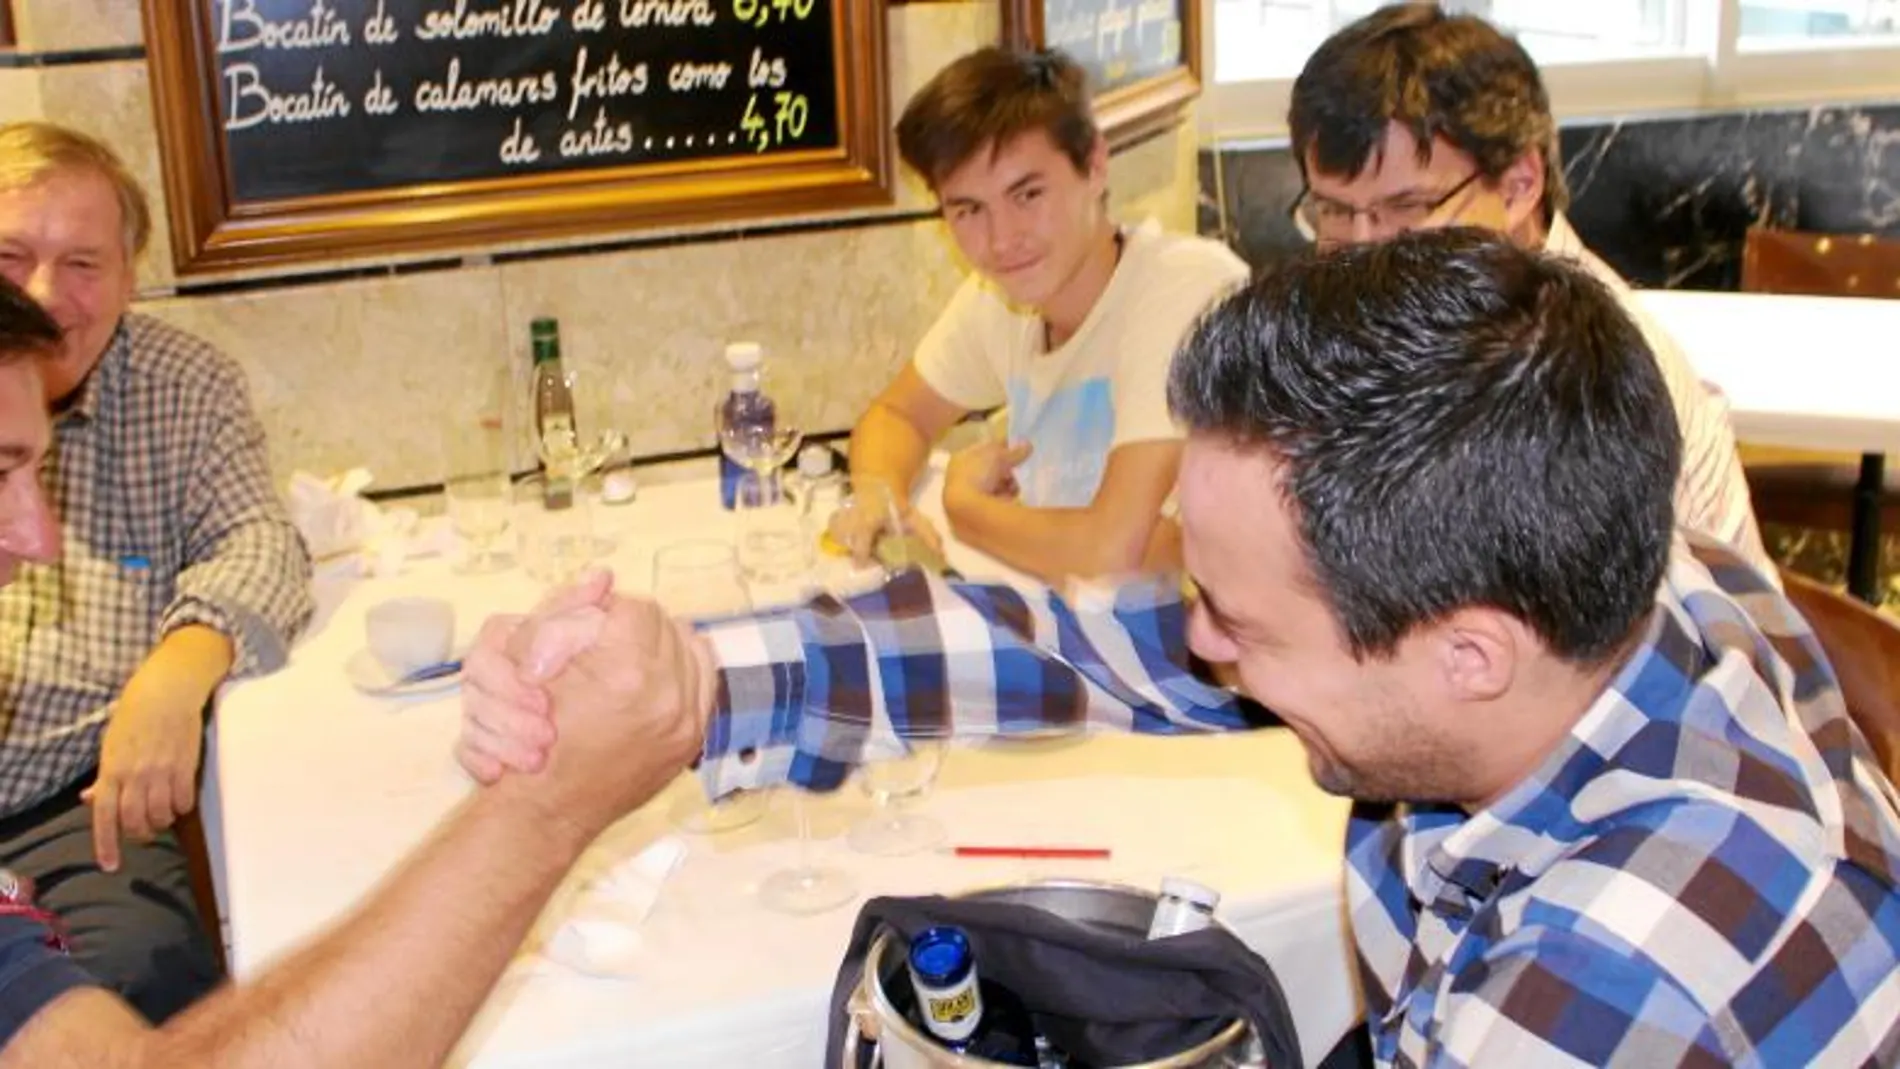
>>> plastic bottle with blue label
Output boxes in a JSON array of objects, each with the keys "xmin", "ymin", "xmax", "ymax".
[{"xmin": 716, "ymin": 341, "xmax": 775, "ymax": 509}]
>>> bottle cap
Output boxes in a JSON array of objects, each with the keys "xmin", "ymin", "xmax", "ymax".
[
  {"xmin": 1159, "ymin": 876, "xmax": 1220, "ymax": 912},
  {"xmin": 797, "ymin": 443, "xmax": 833, "ymax": 479},
  {"xmin": 723, "ymin": 341, "xmax": 763, "ymax": 371}
]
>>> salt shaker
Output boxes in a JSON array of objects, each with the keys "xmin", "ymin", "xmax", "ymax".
[{"xmin": 1146, "ymin": 876, "xmax": 1220, "ymax": 939}]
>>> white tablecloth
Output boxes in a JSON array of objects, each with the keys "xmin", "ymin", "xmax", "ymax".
[
  {"xmin": 207, "ymin": 470, "xmax": 1359, "ymax": 1067},
  {"xmin": 1634, "ymin": 289, "xmax": 1900, "ymax": 455}
]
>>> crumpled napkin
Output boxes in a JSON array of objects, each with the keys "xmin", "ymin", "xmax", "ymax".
[
  {"xmin": 539, "ymin": 837, "xmax": 688, "ymax": 979},
  {"xmin": 288, "ymin": 468, "xmax": 379, "ymax": 562},
  {"xmin": 287, "ymin": 469, "xmax": 445, "ymax": 577}
]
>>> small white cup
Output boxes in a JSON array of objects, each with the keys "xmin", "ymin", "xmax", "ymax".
[{"xmin": 364, "ymin": 596, "xmax": 456, "ymax": 678}]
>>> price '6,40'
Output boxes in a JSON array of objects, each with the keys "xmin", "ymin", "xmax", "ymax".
[
  {"xmin": 740, "ymin": 91, "xmax": 810, "ymax": 152},
  {"xmin": 733, "ymin": 0, "xmax": 815, "ymax": 26}
]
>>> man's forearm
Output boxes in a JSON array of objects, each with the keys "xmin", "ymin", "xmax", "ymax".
[
  {"xmin": 127, "ymin": 625, "xmax": 234, "ymax": 712},
  {"xmin": 150, "ymin": 785, "xmax": 587, "ymax": 1067},
  {"xmin": 696, "ymin": 569, "xmax": 1252, "ymax": 799},
  {"xmin": 848, "ymin": 404, "xmax": 934, "ymax": 507},
  {"xmin": 944, "ymin": 492, "xmax": 1155, "ymax": 585}
]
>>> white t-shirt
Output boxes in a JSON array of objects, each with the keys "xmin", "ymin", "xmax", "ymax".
[
  {"xmin": 913, "ymin": 219, "xmax": 1250, "ymax": 508},
  {"xmin": 1546, "ymin": 213, "xmax": 1776, "ymax": 577}
]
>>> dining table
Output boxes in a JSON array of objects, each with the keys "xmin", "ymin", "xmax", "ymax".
[
  {"xmin": 200, "ymin": 461, "xmax": 1362, "ymax": 1067},
  {"xmin": 1634, "ymin": 288, "xmax": 1900, "ymax": 603}
]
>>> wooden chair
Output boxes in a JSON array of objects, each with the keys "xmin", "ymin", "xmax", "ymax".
[
  {"xmin": 1780, "ymin": 568, "xmax": 1900, "ymax": 785},
  {"xmin": 1740, "ymin": 228, "xmax": 1900, "ymax": 601}
]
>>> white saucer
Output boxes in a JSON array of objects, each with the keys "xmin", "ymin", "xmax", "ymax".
[{"xmin": 346, "ymin": 648, "xmax": 464, "ymax": 697}]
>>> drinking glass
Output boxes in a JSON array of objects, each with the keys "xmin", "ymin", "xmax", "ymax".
[
  {"xmin": 515, "ymin": 480, "xmax": 606, "ymax": 586},
  {"xmin": 733, "ymin": 471, "xmax": 813, "ymax": 588},
  {"xmin": 846, "ymin": 738, "xmax": 947, "ymax": 856},
  {"xmin": 759, "ymin": 789, "xmax": 857, "ymax": 915},
  {"xmin": 651, "ymin": 540, "xmax": 769, "ymax": 834}
]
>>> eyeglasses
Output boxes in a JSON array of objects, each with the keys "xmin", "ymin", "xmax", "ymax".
[{"xmin": 1289, "ymin": 171, "xmax": 1486, "ymax": 242}]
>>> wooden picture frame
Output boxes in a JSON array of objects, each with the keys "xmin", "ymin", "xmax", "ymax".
[
  {"xmin": 140, "ymin": 1, "xmax": 892, "ymax": 276},
  {"xmin": 0, "ymin": 1, "xmax": 15, "ymax": 48},
  {"xmin": 1002, "ymin": 0, "xmax": 1201, "ymax": 149}
]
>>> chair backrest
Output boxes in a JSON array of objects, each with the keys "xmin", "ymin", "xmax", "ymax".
[
  {"xmin": 1780, "ymin": 568, "xmax": 1900, "ymax": 784},
  {"xmin": 1742, "ymin": 228, "xmax": 1900, "ymax": 300}
]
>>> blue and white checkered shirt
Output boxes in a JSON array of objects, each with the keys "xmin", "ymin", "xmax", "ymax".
[{"xmin": 698, "ymin": 535, "xmax": 1900, "ymax": 1066}]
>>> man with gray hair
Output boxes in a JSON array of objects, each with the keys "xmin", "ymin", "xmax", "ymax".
[{"xmin": 0, "ymin": 122, "xmax": 312, "ymax": 1020}]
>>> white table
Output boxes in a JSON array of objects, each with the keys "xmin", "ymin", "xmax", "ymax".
[
  {"xmin": 206, "ymin": 470, "xmax": 1360, "ymax": 1067},
  {"xmin": 1636, "ymin": 289, "xmax": 1900, "ymax": 602},
  {"xmin": 1634, "ymin": 289, "xmax": 1900, "ymax": 456}
]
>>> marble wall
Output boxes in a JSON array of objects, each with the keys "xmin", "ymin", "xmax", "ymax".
[
  {"xmin": 1, "ymin": 1, "xmax": 1204, "ymax": 492},
  {"xmin": 1200, "ymin": 102, "xmax": 1900, "ymax": 288}
]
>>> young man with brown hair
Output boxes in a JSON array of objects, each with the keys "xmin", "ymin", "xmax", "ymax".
[{"xmin": 848, "ymin": 47, "xmax": 1247, "ymax": 585}]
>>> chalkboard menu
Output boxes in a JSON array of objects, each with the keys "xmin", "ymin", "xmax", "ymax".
[
  {"xmin": 141, "ymin": 0, "xmax": 890, "ymax": 274},
  {"xmin": 1003, "ymin": 0, "xmax": 1198, "ymax": 148}
]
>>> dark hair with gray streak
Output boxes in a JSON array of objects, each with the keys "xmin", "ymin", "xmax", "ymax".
[{"xmin": 1168, "ymin": 227, "xmax": 1678, "ymax": 665}]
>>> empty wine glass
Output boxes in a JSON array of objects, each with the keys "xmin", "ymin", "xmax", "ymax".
[
  {"xmin": 846, "ymin": 737, "xmax": 947, "ymax": 856},
  {"xmin": 759, "ymin": 788, "xmax": 857, "ymax": 915},
  {"xmin": 534, "ymin": 364, "xmax": 628, "ymax": 486},
  {"xmin": 444, "ymin": 375, "xmax": 515, "ymax": 573},
  {"xmin": 814, "ymin": 475, "xmax": 920, "ymax": 596},
  {"xmin": 716, "ymin": 377, "xmax": 802, "ymax": 478},
  {"xmin": 651, "ymin": 540, "xmax": 768, "ymax": 834}
]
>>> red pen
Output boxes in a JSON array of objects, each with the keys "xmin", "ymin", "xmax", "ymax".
[{"xmin": 951, "ymin": 845, "xmax": 1113, "ymax": 860}]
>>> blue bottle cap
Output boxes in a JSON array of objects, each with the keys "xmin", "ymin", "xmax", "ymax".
[{"xmin": 908, "ymin": 925, "xmax": 973, "ymax": 986}]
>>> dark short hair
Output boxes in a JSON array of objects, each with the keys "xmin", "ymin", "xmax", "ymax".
[
  {"xmin": 1288, "ymin": 3, "xmax": 1568, "ymax": 217},
  {"xmin": 0, "ymin": 275, "xmax": 59, "ymax": 366},
  {"xmin": 896, "ymin": 47, "xmax": 1097, "ymax": 191},
  {"xmin": 1168, "ymin": 228, "xmax": 1678, "ymax": 665}
]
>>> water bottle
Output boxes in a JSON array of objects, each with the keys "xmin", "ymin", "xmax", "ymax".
[
  {"xmin": 717, "ymin": 341, "xmax": 775, "ymax": 510},
  {"xmin": 530, "ymin": 317, "xmax": 576, "ymax": 510},
  {"xmin": 1147, "ymin": 876, "xmax": 1220, "ymax": 939},
  {"xmin": 905, "ymin": 926, "xmax": 1040, "ymax": 1066}
]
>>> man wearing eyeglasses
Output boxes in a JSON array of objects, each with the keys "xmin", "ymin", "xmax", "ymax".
[{"xmin": 1286, "ymin": 3, "xmax": 1773, "ymax": 576}]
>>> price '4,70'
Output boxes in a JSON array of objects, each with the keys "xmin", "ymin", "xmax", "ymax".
[
  {"xmin": 741, "ymin": 91, "xmax": 811, "ymax": 153},
  {"xmin": 733, "ymin": 0, "xmax": 815, "ymax": 26}
]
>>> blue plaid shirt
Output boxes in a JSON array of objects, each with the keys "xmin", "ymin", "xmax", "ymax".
[{"xmin": 697, "ymin": 536, "xmax": 1900, "ymax": 1065}]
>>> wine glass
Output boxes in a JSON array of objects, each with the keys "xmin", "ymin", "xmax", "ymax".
[
  {"xmin": 716, "ymin": 381, "xmax": 802, "ymax": 478},
  {"xmin": 846, "ymin": 737, "xmax": 947, "ymax": 856},
  {"xmin": 534, "ymin": 364, "xmax": 628, "ymax": 486},
  {"xmin": 651, "ymin": 540, "xmax": 769, "ymax": 834},
  {"xmin": 443, "ymin": 375, "xmax": 515, "ymax": 573},
  {"xmin": 815, "ymin": 475, "xmax": 920, "ymax": 596},
  {"xmin": 759, "ymin": 788, "xmax": 857, "ymax": 915}
]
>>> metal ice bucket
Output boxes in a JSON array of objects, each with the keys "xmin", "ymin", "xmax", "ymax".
[{"xmin": 842, "ymin": 880, "xmax": 1260, "ymax": 1068}]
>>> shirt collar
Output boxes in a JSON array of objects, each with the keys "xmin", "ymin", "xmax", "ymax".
[
  {"xmin": 54, "ymin": 319, "xmax": 130, "ymax": 429},
  {"xmin": 1543, "ymin": 211, "xmax": 1585, "ymax": 258},
  {"xmin": 1401, "ymin": 546, "xmax": 1712, "ymax": 912}
]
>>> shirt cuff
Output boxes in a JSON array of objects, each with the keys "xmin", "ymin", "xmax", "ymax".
[{"xmin": 161, "ymin": 597, "xmax": 277, "ymax": 678}]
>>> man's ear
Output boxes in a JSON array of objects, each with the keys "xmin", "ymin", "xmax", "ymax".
[
  {"xmin": 1497, "ymin": 148, "xmax": 1546, "ymax": 233},
  {"xmin": 1431, "ymin": 607, "xmax": 1522, "ymax": 705}
]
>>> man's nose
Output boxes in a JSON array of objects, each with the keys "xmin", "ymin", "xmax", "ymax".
[{"xmin": 0, "ymin": 481, "xmax": 62, "ymax": 567}]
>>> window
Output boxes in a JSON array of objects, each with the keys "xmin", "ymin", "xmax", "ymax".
[
  {"xmin": 1213, "ymin": 0, "xmax": 1693, "ymax": 85},
  {"xmin": 1204, "ymin": 0, "xmax": 1900, "ymax": 142},
  {"xmin": 1738, "ymin": 1, "xmax": 1900, "ymax": 47}
]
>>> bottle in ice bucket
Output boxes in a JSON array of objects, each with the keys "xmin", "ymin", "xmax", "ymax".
[
  {"xmin": 716, "ymin": 341, "xmax": 776, "ymax": 509},
  {"xmin": 906, "ymin": 925, "xmax": 1040, "ymax": 1065},
  {"xmin": 1146, "ymin": 876, "xmax": 1220, "ymax": 939}
]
